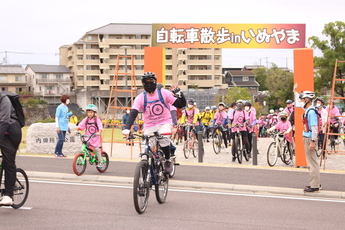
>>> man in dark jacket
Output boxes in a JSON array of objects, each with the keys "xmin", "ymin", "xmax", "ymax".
[{"xmin": 0, "ymin": 92, "xmax": 22, "ymax": 206}]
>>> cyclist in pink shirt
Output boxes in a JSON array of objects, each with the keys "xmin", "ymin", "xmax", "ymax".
[
  {"xmin": 267, "ymin": 111, "xmax": 293, "ymax": 153},
  {"xmin": 212, "ymin": 102, "xmax": 229, "ymax": 153},
  {"xmin": 122, "ymin": 72, "xmax": 186, "ymax": 173},
  {"xmin": 229, "ymin": 100, "xmax": 250, "ymax": 162}
]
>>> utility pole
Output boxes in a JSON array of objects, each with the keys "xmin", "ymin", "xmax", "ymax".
[{"xmin": 0, "ymin": 51, "xmax": 33, "ymax": 65}]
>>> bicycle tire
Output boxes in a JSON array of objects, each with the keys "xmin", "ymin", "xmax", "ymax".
[
  {"xmin": 243, "ymin": 143, "xmax": 249, "ymax": 162},
  {"xmin": 155, "ymin": 162, "xmax": 169, "ymax": 204},
  {"xmin": 169, "ymin": 157, "xmax": 176, "ymax": 178},
  {"xmin": 267, "ymin": 142, "xmax": 278, "ymax": 167},
  {"xmin": 192, "ymin": 141, "xmax": 198, "ymax": 158},
  {"xmin": 212, "ymin": 132, "xmax": 221, "ymax": 154},
  {"xmin": 183, "ymin": 141, "xmax": 190, "ymax": 159},
  {"xmin": 96, "ymin": 152, "xmax": 109, "ymax": 173},
  {"xmin": 281, "ymin": 143, "xmax": 292, "ymax": 165},
  {"xmin": 11, "ymin": 168, "xmax": 29, "ymax": 209},
  {"xmin": 133, "ymin": 160, "xmax": 150, "ymax": 214},
  {"xmin": 235, "ymin": 136, "xmax": 242, "ymax": 164},
  {"xmin": 72, "ymin": 153, "xmax": 87, "ymax": 176}
]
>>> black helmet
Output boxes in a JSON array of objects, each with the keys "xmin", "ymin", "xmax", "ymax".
[
  {"xmin": 315, "ymin": 97, "xmax": 324, "ymax": 104},
  {"xmin": 187, "ymin": 98, "xmax": 195, "ymax": 105},
  {"xmin": 244, "ymin": 101, "xmax": 251, "ymax": 106},
  {"xmin": 141, "ymin": 72, "xmax": 157, "ymax": 82},
  {"xmin": 286, "ymin": 99, "xmax": 293, "ymax": 104}
]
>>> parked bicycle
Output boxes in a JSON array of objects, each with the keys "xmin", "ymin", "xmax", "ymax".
[
  {"xmin": 266, "ymin": 131, "xmax": 293, "ymax": 166},
  {"xmin": 131, "ymin": 132, "xmax": 170, "ymax": 214},
  {"xmin": 72, "ymin": 132, "xmax": 109, "ymax": 176},
  {"xmin": 232, "ymin": 124, "xmax": 250, "ymax": 164},
  {"xmin": 183, "ymin": 124, "xmax": 198, "ymax": 159},
  {"xmin": 0, "ymin": 154, "xmax": 29, "ymax": 209}
]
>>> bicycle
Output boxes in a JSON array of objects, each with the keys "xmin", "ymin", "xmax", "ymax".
[
  {"xmin": 212, "ymin": 124, "xmax": 223, "ymax": 154},
  {"xmin": 0, "ymin": 154, "xmax": 29, "ymax": 209},
  {"xmin": 173, "ymin": 124, "xmax": 184, "ymax": 145},
  {"xmin": 329, "ymin": 124, "xmax": 340, "ymax": 153},
  {"xmin": 183, "ymin": 124, "xmax": 198, "ymax": 159},
  {"xmin": 232, "ymin": 124, "xmax": 250, "ymax": 164},
  {"xmin": 131, "ymin": 132, "xmax": 169, "ymax": 214},
  {"xmin": 72, "ymin": 132, "xmax": 109, "ymax": 176},
  {"xmin": 266, "ymin": 131, "xmax": 293, "ymax": 167}
]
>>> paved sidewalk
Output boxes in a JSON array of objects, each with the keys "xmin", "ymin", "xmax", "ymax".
[{"xmin": 102, "ymin": 137, "xmax": 345, "ymax": 173}]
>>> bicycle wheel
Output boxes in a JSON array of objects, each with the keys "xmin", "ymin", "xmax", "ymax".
[
  {"xmin": 72, "ymin": 153, "xmax": 87, "ymax": 176},
  {"xmin": 282, "ymin": 145, "xmax": 292, "ymax": 165},
  {"xmin": 183, "ymin": 141, "xmax": 190, "ymax": 159},
  {"xmin": 96, "ymin": 152, "xmax": 109, "ymax": 173},
  {"xmin": 155, "ymin": 162, "xmax": 169, "ymax": 204},
  {"xmin": 169, "ymin": 157, "xmax": 176, "ymax": 178},
  {"xmin": 133, "ymin": 160, "xmax": 150, "ymax": 214},
  {"xmin": 267, "ymin": 142, "xmax": 278, "ymax": 167},
  {"xmin": 235, "ymin": 136, "xmax": 242, "ymax": 164},
  {"xmin": 192, "ymin": 140, "xmax": 198, "ymax": 158},
  {"xmin": 11, "ymin": 168, "xmax": 29, "ymax": 209},
  {"xmin": 243, "ymin": 141, "xmax": 249, "ymax": 162},
  {"xmin": 212, "ymin": 132, "xmax": 221, "ymax": 154}
]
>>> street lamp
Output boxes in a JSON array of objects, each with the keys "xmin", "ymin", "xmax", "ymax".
[{"xmin": 120, "ymin": 46, "xmax": 131, "ymax": 108}]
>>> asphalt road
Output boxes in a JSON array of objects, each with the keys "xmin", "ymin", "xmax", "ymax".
[
  {"xmin": 1, "ymin": 180, "xmax": 345, "ymax": 230},
  {"xmin": 16, "ymin": 155, "xmax": 345, "ymax": 192}
]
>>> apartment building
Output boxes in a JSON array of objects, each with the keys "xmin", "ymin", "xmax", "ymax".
[
  {"xmin": 25, "ymin": 64, "xmax": 72, "ymax": 104},
  {"xmin": 0, "ymin": 65, "xmax": 27, "ymax": 92}
]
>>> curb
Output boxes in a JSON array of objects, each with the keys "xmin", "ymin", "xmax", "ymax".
[{"xmin": 26, "ymin": 171, "xmax": 345, "ymax": 200}]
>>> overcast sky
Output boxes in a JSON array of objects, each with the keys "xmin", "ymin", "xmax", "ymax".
[{"xmin": 1, "ymin": 0, "xmax": 343, "ymax": 70}]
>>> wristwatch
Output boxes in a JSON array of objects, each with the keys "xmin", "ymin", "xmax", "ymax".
[{"xmin": 311, "ymin": 140, "xmax": 316, "ymax": 142}]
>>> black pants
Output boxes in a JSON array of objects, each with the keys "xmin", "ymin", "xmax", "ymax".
[
  {"xmin": 247, "ymin": 132, "xmax": 253, "ymax": 153},
  {"xmin": 231, "ymin": 131, "xmax": 250, "ymax": 157},
  {"xmin": 0, "ymin": 135, "xmax": 18, "ymax": 198}
]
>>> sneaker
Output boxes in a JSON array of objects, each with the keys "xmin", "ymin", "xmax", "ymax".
[
  {"xmin": 54, "ymin": 153, "xmax": 62, "ymax": 157},
  {"xmin": 60, "ymin": 153, "xmax": 67, "ymax": 157},
  {"xmin": 164, "ymin": 160, "xmax": 173, "ymax": 173},
  {"xmin": 170, "ymin": 154, "xmax": 176, "ymax": 159},
  {"xmin": 0, "ymin": 196, "xmax": 13, "ymax": 206},
  {"xmin": 96, "ymin": 163, "xmax": 103, "ymax": 169},
  {"xmin": 305, "ymin": 184, "xmax": 322, "ymax": 190},
  {"xmin": 232, "ymin": 156, "xmax": 236, "ymax": 162},
  {"xmin": 303, "ymin": 187, "xmax": 319, "ymax": 193},
  {"xmin": 225, "ymin": 148, "xmax": 230, "ymax": 154}
]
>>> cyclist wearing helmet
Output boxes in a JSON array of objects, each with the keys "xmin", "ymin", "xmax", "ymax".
[
  {"xmin": 54, "ymin": 94, "xmax": 73, "ymax": 157},
  {"xmin": 326, "ymin": 101, "xmax": 341, "ymax": 144},
  {"xmin": 199, "ymin": 106, "xmax": 213, "ymax": 142},
  {"xmin": 122, "ymin": 72, "xmax": 186, "ymax": 173},
  {"xmin": 180, "ymin": 98, "xmax": 200, "ymax": 141},
  {"xmin": 298, "ymin": 89, "xmax": 321, "ymax": 192},
  {"xmin": 314, "ymin": 98, "xmax": 328, "ymax": 154},
  {"xmin": 229, "ymin": 100, "xmax": 250, "ymax": 161},
  {"xmin": 284, "ymin": 99, "xmax": 294, "ymax": 117},
  {"xmin": 75, "ymin": 104, "xmax": 104, "ymax": 168},
  {"xmin": 213, "ymin": 102, "xmax": 230, "ymax": 152},
  {"xmin": 244, "ymin": 101, "xmax": 256, "ymax": 157}
]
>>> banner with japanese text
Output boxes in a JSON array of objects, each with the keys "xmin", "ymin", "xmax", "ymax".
[{"xmin": 151, "ymin": 24, "xmax": 305, "ymax": 49}]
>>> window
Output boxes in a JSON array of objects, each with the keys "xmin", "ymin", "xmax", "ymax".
[
  {"xmin": 41, "ymin": 74, "xmax": 48, "ymax": 79},
  {"xmin": 55, "ymin": 75, "xmax": 62, "ymax": 79},
  {"xmin": 87, "ymin": 36, "xmax": 94, "ymax": 41},
  {"xmin": 46, "ymin": 86, "xmax": 53, "ymax": 90},
  {"xmin": 16, "ymin": 88, "xmax": 23, "ymax": 92},
  {"xmin": 15, "ymin": 76, "xmax": 23, "ymax": 81},
  {"xmin": 86, "ymin": 44, "xmax": 92, "ymax": 49},
  {"xmin": 78, "ymin": 77, "xmax": 83, "ymax": 81},
  {"xmin": 86, "ymin": 55, "xmax": 92, "ymax": 60},
  {"xmin": 166, "ymin": 76, "xmax": 172, "ymax": 80},
  {"xmin": 77, "ymin": 46, "xmax": 83, "ymax": 49},
  {"xmin": 78, "ymin": 67, "xmax": 83, "ymax": 71},
  {"xmin": 243, "ymin": 77, "xmax": 249, "ymax": 81},
  {"xmin": 1, "ymin": 87, "xmax": 8, "ymax": 91},
  {"xmin": 87, "ymin": 76, "xmax": 92, "ymax": 80},
  {"xmin": 77, "ymin": 56, "xmax": 83, "ymax": 60}
]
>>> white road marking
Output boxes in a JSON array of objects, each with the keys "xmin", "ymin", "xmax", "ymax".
[
  {"xmin": 30, "ymin": 179, "xmax": 345, "ymax": 204},
  {"xmin": 1, "ymin": 206, "xmax": 32, "ymax": 210}
]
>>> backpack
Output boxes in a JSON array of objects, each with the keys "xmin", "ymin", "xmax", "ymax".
[
  {"xmin": 86, "ymin": 116, "xmax": 102, "ymax": 132},
  {"xmin": 0, "ymin": 91, "xmax": 25, "ymax": 127},
  {"xmin": 302, "ymin": 108, "xmax": 321, "ymax": 133},
  {"xmin": 143, "ymin": 89, "xmax": 168, "ymax": 112}
]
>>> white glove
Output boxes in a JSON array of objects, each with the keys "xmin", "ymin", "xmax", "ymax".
[{"xmin": 122, "ymin": 129, "xmax": 130, "ymax": 135}]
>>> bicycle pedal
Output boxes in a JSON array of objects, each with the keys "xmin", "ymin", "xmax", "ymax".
[{"xmin": 174, "ymin": 163, "xmax": 180, "ymax": 166}]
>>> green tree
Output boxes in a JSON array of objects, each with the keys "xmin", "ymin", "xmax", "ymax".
[
  {"xmin": 308, "ymin": 21, "xmax": 345, "ymax": 100},
  {"xmin": 266, "ymin": 64, "xmax": 294, "ymax": 110},
  {"xmin": 214, "ymin": 86, "xmax": 252, "ymax": 105},
  {"xmin": 252, "ymin": 67, "xmax": 268, "ymax": 91}
]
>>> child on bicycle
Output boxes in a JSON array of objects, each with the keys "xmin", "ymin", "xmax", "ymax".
[
  {"xmin": 267, "ymin": 111, "xmax": 293, "ymax": 154},
  {"xmin": 212, "ymin": 102, "xmax": 230, "ymax": 153},
  {"xmin": 75, "ymin": 104, "xmax": 104, "ymax": 168}
]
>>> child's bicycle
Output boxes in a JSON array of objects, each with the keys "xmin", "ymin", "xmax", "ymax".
[
  {"xmin": 72, "ymin": 132, "xmax": 109, "ymax": 176},
  {"xmin": 0, "ymin": 154, "xmax": 29, "ymax": 209}
]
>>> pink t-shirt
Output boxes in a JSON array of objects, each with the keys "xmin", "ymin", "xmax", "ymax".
[
  {"xmin": 229, "ymin": 110, "xmax": 249, "ymax": 132},
  {"xmin": 214, "ymin": 110, "xmax": 227, "ymax": 125},
  {"xmin": 182, "ymin": 108, "xmax": 200, "ymax": 125},
  {"xmin": 132, "ymin": 89, "xmax": 176, "ymax": 129},
  {"xmin": 326, "ymin": 106, "xmax": 340, "ymax": 124},
  {"xmin": 274, "ymin": 120, "xmax": 292, "ymax": 143},
  {"xmin": 245, "ymin": 109, "xmax": 256, "ymax": 132},
  {"xmin": 78, "ymin": 116, "xmax": 103, "ymax": 147}
]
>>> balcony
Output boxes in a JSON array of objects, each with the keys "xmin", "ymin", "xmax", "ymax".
[
  {"xmin": 84, "ymin": 49, "xmax": 99, "ymax": 54},
  {"xmin": 68, "ymin": 61, "xmax": 74, "ymax": 67},
  {"xmin": 99, "ymin": 42, "xmax": 109, "ymax": 48},
  {"xmin": 36, "ymin": 79, "xmax": 71, "ymax": 84},
  {"xmin": 177, "ymin": 54, "xmax": 187, "ymax": 60},
  {"xmin": 100, "ymin": 74, "xmax": 110, "ymax": 80},
  {"xmin": 99, "ymin": 52, "xmax": 109, "ymax": 59},
  {"xmin": 99, "ymin": 63, "xmax": 110, "ymax": 69},
  {"xmin": 67, "ymin": 50, "xmax": 74, "ymax": 57}
]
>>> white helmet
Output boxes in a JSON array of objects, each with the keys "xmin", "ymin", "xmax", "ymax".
[
  {"xmin": 279, "ymin": 107, "xmax": 284, "ymax": 111},
  {"xmin": 269, "ymin": 109, "xmax": 274, "ymax": 114},
  {"xmin": 300, "ymin": 91, "xmax": 315, "ymax": 99},
  {"xmin": 205, "ymin": 106, "xmax": 210, "ymax": 110}
]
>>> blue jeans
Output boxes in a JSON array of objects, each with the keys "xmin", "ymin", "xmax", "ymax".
[{"xmin": 54, "ymin": 131, "xmax": 66, "ymax": 154}]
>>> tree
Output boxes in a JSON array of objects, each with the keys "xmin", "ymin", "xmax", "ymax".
[
  {"xmin": 253, "ymin": 67, "xmax": 268, "ymax": 91},
  {"xmin": 214, "ymin": 86, "xmax": 252, "ymax": 105},
  {"xmin": 265, "ymin": 64, "xmax": 294, "ymax": 110},
  {"xmin": 308, "ymin": 21, "xmax": 345, "ymax": 100}
]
